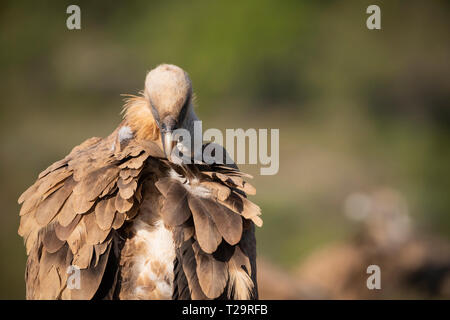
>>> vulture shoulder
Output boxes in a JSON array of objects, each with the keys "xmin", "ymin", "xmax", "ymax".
[{"xmin": 18, "ymin": 126, "xmax": 164, "ymax": 299}]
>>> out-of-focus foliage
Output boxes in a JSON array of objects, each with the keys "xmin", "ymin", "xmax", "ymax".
[{"xmin": 0, "ymin": 0, "xmax": 449, "ymax": 299}]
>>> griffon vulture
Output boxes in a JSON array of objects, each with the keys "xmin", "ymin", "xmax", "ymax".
[{"xmin": 18, "ymin": 64, "xmax": 262, "ymax": 300}]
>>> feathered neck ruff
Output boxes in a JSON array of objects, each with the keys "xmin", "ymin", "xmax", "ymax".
[{"xmin": 122, "ymin": 93, "xmax": 160, "ymax": 141}]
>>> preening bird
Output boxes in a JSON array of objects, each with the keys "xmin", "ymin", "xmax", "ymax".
[{"xmin": 18, "ymin": 64, "xmax": 262, "ymax": 300}]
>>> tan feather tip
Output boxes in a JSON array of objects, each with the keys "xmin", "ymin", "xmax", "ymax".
[{"xmin": 251, "ymin": 215, "xmax": 263, "ymax": 227}]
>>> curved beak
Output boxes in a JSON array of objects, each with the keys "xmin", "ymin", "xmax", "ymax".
[
  {"xmin": 160, "ymin": 116, "xmax": 177, "ymax": 160},
  {"xmin": 162, "ymin": 131, "xmax": 177, "ymax": 160}
]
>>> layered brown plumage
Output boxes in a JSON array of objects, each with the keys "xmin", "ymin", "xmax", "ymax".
[{"xmin": 18, "ymin": 64, "xmax": 261, "ymax": 300}]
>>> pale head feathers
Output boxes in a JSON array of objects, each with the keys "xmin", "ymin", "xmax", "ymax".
[
  {"xmin": 122, "ymin": 64, "xmax": 196, "ymax": 147},
  {"xmin": 144, "ymin": 64, "xmax": 193, "ymax": 124}
]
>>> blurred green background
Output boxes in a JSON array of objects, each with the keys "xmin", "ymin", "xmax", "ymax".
[{"xmin": 1, "ymin": 1, "xmax": 449, "ymax": 299}]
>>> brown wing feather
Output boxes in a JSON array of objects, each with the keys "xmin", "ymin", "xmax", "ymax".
[
  {"xmin": 157, "ymin": 181, "xmax": 191, "ymax": 227},
  {"xmin": 94, "ymin": 197, "xmax": 115, "ymax": 231},
  {"xmin": 177, "ymin": 237, "xmax": 209, "ymax": 300},
  {"xmin": 188, "ymin": 195, "xmax": 223, "ymax": 254},
  {"xmin": 192, "ymin": 241, "xmax": 228, "ymax": 299},
  {"xmin": 35, "ymin": 177, "xmax": 75, "ymax": 226},
  {"xmin": 42, "ymin": 223, "xmax": 66, "ymax": 254}
]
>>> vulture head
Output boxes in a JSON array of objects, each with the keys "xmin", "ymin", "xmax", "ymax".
[{"xmin": 144, "ymin": 64, "xmax": 195, "ymax": 160}]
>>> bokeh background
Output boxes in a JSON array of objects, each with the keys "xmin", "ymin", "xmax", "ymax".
[{"xmin": 1, "ymin": 1, "xmax": 449, "ymax": 299}]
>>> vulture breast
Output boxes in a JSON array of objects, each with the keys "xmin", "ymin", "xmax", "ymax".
[{"xmin": 120, "ymin": 219, "xmax": 175, "ymax": 299}]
